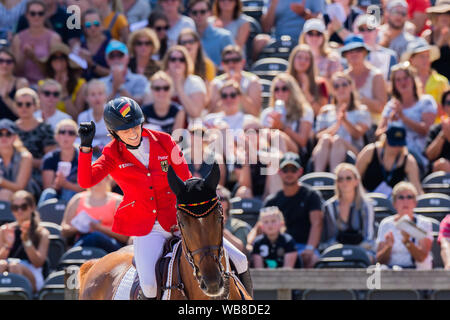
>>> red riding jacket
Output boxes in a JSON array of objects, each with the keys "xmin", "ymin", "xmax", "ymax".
[{"xmin": 78, "ymin": 129, "xmax": 191, "ymax": 236}]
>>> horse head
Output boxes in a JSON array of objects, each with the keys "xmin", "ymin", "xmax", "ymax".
[{"xmin": 167, "ymin": 163, "xmax": 225, "ymax": 297}]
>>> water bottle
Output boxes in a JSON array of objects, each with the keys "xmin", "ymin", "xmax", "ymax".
[{"xmin": 274, "ymin": 99, "xmax": 286, "ymax": 123}]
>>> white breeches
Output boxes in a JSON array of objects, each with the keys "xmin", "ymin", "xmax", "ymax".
[{"xmin": 133, "ymin": 221, "xmax": 248, "ymax": 298}]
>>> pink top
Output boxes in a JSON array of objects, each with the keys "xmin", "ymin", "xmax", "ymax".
[
  {"xmin": 438, "ymin": 214, "xmax": 450, "ymax": 244},
  {"xmin": 18, "ymin": 29, "xmax": 54, "ymax": 85},
  {"xmin": 75, "ymin": 192, "xmax": 118, "ymax": 230}
]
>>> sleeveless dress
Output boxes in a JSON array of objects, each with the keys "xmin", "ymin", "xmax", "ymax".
[{"xmin": 0, "ymin": 78, "xmax": 18, "ymax": 121}]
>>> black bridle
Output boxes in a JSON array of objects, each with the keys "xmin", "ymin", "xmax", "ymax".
[{"xmin": 176, "ymin": 199, "xmax": 227, "ymax": 287}]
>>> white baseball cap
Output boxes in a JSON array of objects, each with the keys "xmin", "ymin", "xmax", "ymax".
[{"xmin": 303, "ymin": 18, "xmax": 326, "ymax": 34}]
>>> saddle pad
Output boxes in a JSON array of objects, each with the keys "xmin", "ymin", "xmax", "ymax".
[{"xmin": 113, "ymin": 266, "xmax": 137, "ymax": 300}]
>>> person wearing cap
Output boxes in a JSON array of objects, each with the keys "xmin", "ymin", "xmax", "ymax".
[
  {"xmin": 356, "ymin": 123, "xmax": 423, "ymax": 196},
  {"xmin": 425, "ymin": 89, "xmax": 450, "ymax": 173},
  {"xmin": 402, "ymin": 37, "xmax": 449, "ymax": 120},
  {"xmin": 422, "ymin": 0, "xmax": 450, "ymax": 79},
  {"xmin": 42, "ymin": 42, "xmax": 88, "ymax": 119},
  {"xmin": 0, "ymin": 119, "xmax": 33, "ymax": 202},
  {"xmin": 353, "ymin": 14, "xmax": 398, "ymax": 81},
  {"xmin": 378, "ymin": 0, "xmax": 416, "ymax": 59},
  {"xmin": 77, "ymin": 96, "xmax": 251, "ymax": 299},
  {"xmin": 299, "ymin": 18, "xmax": 343, "ymax": 80},
  {"xmin": 100, "ymin": 39, "xmax": 150, "ymax": 105},
  {"xmin": 324, "ymin": 0, "xmax": 364, "ymax": 45},
  {"xmin": 341, "ymin": 35, "xmax": 388, "ymax": 125},
  {"xmin": 34, "ymin": 79, "xmax": 72, "ymax": 131},
  {"xmin": 263, "ymin": 152, "xmax": 324, "ymax": 268},
  {"xmin": 377, "ymin": 61, "xmax": 437, "ymax": 171}
]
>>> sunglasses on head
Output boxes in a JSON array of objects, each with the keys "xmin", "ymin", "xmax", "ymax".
[
  {"xmin": 274, "ymin": 86, "xmax": 289, "ymax": 93},
  {"xmin": 152, "ymin": 85, "xmax": 170, "ymax": 92},
  {"xmin": 223, "ymin": 56, "xmax": 242, "ymax": 64},
  {"xmin": 11, "ymin": 203, "xmax": 29, "ymax": 212},
  {"xmin": 337, "ymin": 176, "xmax": 353, "ymax": 182},
  {"xmin": 179, "ymin": 38, "xmax": 197, "ymax": 46},
  {"xmin": 306, "ymin": 31, "xmax": 322, "ymax": 37},
  {"xmin": 43, "ymin": 90, "xmax": 60, "ymax": 98},
  {"xmin": 16, "ymin": 101, "xmax": 33, "ymax": 108},
  {"xmin": 135, "ymin": 40, "xmax": 153, "ymax": 47},
  {"xmin": 58, "ymin": 129, "xmax": 77, "ymax": 136},
  {"xmin": 169, "ymin": 56, "xmax": 186, "ymax": 63},
  {"xmin": 0, "ymin": 58, "xmax": 14, "ymax": 65},
  {"xmin": 358, "ymin": 26, "xmax": 375, "ymax": 33},
  {"xmin": 281, "ymin": 166, "xmax": 298, "ymax": 173},
  {"xmin": 0, "ymin": 131, "xmax": 13, "ymax": 138},
  {"xmin": 333, "ymin": 82, "xmax": 350, "ymax": 89},
  {"xmin": 154, "ymin": 25, "xmax": 169, "ymax": 32},
  {"xmin": 397, "ymin": 195, "xmax": 415, "ymax": 200},
  {"xmin": 28, "ymin": 10, "xmax": 44, "ymax": 17},
  {"xmin": 191, "ymin": 9, "xmax": 208, "ymax": 16},
  {"xmin": 85, "ymin": 20, "xmax": 101, "ymax": 28},
  {"xmin": 221, "ymin": 91, "xmax": 239, "ymax": 99}
]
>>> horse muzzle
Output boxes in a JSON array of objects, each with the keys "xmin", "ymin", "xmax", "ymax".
[{"xmin": 199, "ymin": 273, "xmax": 224, "ymax": 297}]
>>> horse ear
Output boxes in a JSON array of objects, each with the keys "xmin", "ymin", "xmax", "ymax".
[
  {"xmin": 204, "ymin": 162, "xmax": 220, "ymax": 190},
  {"xmin": 167, "ymin": 165, "xmax": 185, "ymax": 196}
]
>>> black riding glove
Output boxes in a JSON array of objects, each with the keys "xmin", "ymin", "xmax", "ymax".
[{"xmin": 78, "ymin": 121, "xmax": 96, "ymax": 148}]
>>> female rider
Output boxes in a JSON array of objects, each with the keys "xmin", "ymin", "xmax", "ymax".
[{"xmin": 77, "ymin": 97, "xmax": 252, "ymax": 299}]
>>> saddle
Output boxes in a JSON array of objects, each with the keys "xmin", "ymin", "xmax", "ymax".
[{"xmin": 130, "ymin": 236, "xmax": 184, "ymax": 300}]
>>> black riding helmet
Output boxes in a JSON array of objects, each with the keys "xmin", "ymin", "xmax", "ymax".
[{"xmin": 104, "ymin": 97, "xmax": 145, "ymax": 149}]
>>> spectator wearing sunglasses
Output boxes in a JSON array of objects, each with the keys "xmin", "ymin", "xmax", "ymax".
[
  {"xmin": 158, "ymin": 0, "xmax": 196, "ymax": 47},
  {"xmin": 188, "ymin": 0, "xmax": 235, "ymax": 67},
  {"xmin": 321, "ymin": 163, "xmax": 375, "ymax": 256},
  {"xmin": 11, "ymin": 0, "xmax": 62, "ymax": 86},
  {"xmin": 0, "ymin": 119, "xmax": 35, "ymax": 202},
  {"xmin": 42, "ymin": 42, "xmax": 88, "ymax": 120},
  {"xmin": 100, "ymin": 40, "xmax": 150, "ymax": 105},
  {"xmin": 209, "ymin": 45, "xmax": 262, "ymax": 116},
  {"xmin": 14, "ymin": 88, "xmax": 57, "ymax": 182},
  {"xmin": 160, "ymin": 45, "xmax": 206, "ymax": 118},
  {"xmin": 376, "ymin": 181, "xmax": 433, "ymax": 269},
  {"xmin": 299, "ymin": 18, "xmax": 342, "ymax": 81},
  {"xmin": 34, "ymin": 79, "xmax": 72, "ymax": 131},
  {"xmin": 263, "ymin": 152, "xmax": 324, "ymax": 268},
  {"xmin": 425, "ymin": 90, "xmax": 450, "ymax": 173},
  {"xmin": 178, "ymin": 28, "xmax": 216, "ymax": 83},
  {"xmin": 378, "ymin": 0, "xmax": 416, "ymax": 60},
  {"xmin": 78, "ymin": 9, "xmax": 112, "ymax": 81},
  {"xmin": 141, "ymin": 71, "xmax": 186, "ymax": 134},
  {"xmin": 0, "ymin": 190, "xmax": 50, "ymax": 293},
  {"xmin": 0, "ymin": 48, "xmax": 29, "ymax": 121},
  {"xmin": 127, "ymin": 28, "xmax": 161, "ymax": 80},
  {"xmin": 39, "ymin": 119, "xmax": 84, "ymax": 206},
  {"xmin": 148, "ymin": 11, "xmax": 170, "ymax": 61},
  {"xmin": 76, "ymin": 80, "xmax": 112, "ymax": 157},
  {"xmin": 353, "ymin": 14, "xmax": 398, "ymax": 81}
]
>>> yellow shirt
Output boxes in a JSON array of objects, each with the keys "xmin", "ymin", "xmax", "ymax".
[
  {"xmin": 205, "ymin": 58, "xmax": 216, "ymax": 82},
  {"xmin": 103, "ymin": 12, "xmax": 128, "ymax": 40},
  {"xmin": 56, "ymin": 78, "xmax": 86, "ymax": 113},
  {"xmin": 425, "ymin": 70, "xmax": 449, "ymax": 123}
]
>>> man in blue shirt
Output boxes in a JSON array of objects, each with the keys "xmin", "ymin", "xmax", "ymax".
[{"xmin": 188, "ymin": 0, "xmax": 234, "ymax": 67}]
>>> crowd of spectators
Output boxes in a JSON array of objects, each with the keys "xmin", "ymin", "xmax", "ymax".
[{"xmin": 0, "ymin": 0, "xmax": 450, "ymax": 296}]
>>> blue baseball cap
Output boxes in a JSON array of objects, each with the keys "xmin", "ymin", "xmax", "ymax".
[
  {"xmin": 386, "ymin": 124, "xmax": 406, "ymax": 147},
  {"xmin": 0, "ymin": 119, "xmax": 18, "ymax": 134},
  {"xmin": 105, "ymin": 40, "xmax": 129, "ymax": 57},
  {"xmin": 339, "ymin": 35, "xmax": 371, "ymax": 55}
]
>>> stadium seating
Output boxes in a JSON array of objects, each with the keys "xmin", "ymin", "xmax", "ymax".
[
  {"xmin": 250, "ymin": 57, "xmax": 289, "ymax": 82},
  {"xmin": 415, "ymin": 193, "xmax": 450, "ymax": 221},
  {"xmin": 367, "ymin": 289, "xmax": 421, "ymax": 300},
  {"xmin": 422, "ymin": 171, "xmax": 450, "ymax": 196},
  {"xmin": 57, "ymin": 246, "xmax": 107, "ymax": 270},
  {"xmin": 0, "ymin": 201, "xmax": 14, "ymax": 226},
  {"xmin": 431, "ymin": 290, "xmax": 450, "ymax": 300},
  {"xmin": 259, "ymin": 78, "xmax": 272, "ymax": 109},
  {"xmin": 302, "ymin": 289, "xmax": 357, "ymax": 300},
  {"xmin": 37, "ymin": 199, "xmax": 67, "ymax": 225},
  {"xmin": 315, "ymin": 244, "xmax": 372, "ymax": 269},
  {"xmin": 244, "ymin": 15, "xmax": 262, "ymax": 66},
  {"xmin": 0, "ymin": 273, "xmax": 33, "ymax": 300},
  {"xmin": 367, "ymin": 192, "xmax": 396, "ymax": 224},
  {"xmin": 299, "ymin": 172, "xmax": 336, "ymax": 201},
  {"xmin": 229, "ymin": 197, "xmax": 263, "ymax": 227},
  {"xmin": 242, "ymin": 0, "xmax": 264, "ymax": 22},
  {"xmin": 258, "ymin": 35, "xmax": 296, "ymax": 61},
  {"xmin": 38, "ymin": 270, "xmax": 65, "ymax": 300},
  {"xmin": 427, "ymin": 217, "xmax": 444, "ymax": 269}
]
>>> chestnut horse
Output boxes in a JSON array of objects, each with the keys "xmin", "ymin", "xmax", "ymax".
[{"xmin": 78, "ymin": 163, "xmax": 251, "ymax": 300}]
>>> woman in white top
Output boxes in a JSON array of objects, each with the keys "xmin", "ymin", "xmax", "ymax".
[
  {"xmin": 313, "ymin": 72, "xmax": 372, "ymax": 173},
  {"xmin": 159, "ymin": 0, "xmax": 195, "ymax": 47},
  {"xmin": 376, "ymin": 181, "xmax": 433, "ymax": 269},
  {"xmin": 162, "ymin": 45, "xmax": 206, "ymax": 119},
  {"xmin": 260, "ymin": 72, "xmax": 314, "ymax": 155}
]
